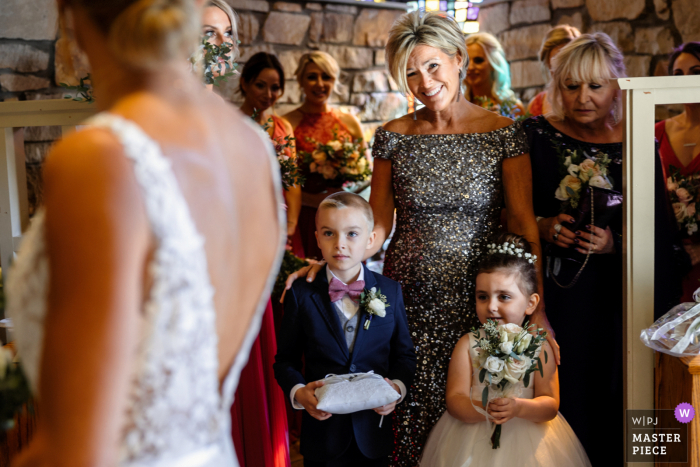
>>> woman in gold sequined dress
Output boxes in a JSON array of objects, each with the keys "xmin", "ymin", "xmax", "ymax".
[{"xmin": 285, "ymin": 11, "xmax": 555, "ymax": 466}]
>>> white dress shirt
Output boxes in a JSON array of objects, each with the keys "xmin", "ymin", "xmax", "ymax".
[{"xmin": 290, "ymin": 268, "xmax": 407, "ymax": 410}]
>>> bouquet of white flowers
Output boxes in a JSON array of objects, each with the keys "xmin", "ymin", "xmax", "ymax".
[{"xmin": 471, "ymin": 319, "xmax": 548, "ymax": 449}]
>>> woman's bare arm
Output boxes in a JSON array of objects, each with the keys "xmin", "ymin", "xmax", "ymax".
[
  {"xmin": 13, "ymin": 130, "xmax": 150, "ymax": 467},
  {"xmin": 282, "ymin": 118, "xmax": 302, "ymax": 236},
  {"xmin": 365, "ymin": 158, "xmax": 394, "ymax": 260},
  {"xmin": 503, "ymin": 154, "xmax": 560, "ymax": 364}
]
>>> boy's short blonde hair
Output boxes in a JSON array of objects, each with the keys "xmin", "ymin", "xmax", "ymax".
[
  {"xmin": 546, "ymin": 32, "xmax": 625, "ymax": 122},
  {"xmin": 316, "ymin": 192, "xmax": 374, "ymax": 232},
  {"xmin": 385, "ymin": 10, "xmax": 467, "ymax": 95},
  {"xmin": 294, "ymin": 51, "xmax": 342, "ymax": 94}
]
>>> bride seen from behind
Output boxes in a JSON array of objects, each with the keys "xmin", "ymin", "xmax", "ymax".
[{"xmin": 9, "ymin": 0, "xmax": 283, "ymax": 466}]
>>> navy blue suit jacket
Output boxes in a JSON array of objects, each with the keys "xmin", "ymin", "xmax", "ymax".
[{"xmin": 274, "ymin": 264, "xmax": 416, "ymax": 461}]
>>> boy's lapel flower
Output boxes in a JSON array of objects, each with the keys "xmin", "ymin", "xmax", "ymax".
[{"xmin": 360, "ymin": 287, "xmax": 390, "ymax": 330}]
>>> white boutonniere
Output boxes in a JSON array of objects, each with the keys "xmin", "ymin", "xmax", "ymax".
[{"xmin": 360, "ymin": 287, "xmax": 390, "ymax": 330}]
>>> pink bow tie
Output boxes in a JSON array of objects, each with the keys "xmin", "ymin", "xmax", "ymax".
[{"xmin": 329, "ymin": 277, "xmax": 365, "ymax": 303}]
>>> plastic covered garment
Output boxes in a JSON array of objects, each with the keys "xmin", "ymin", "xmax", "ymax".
[
  {"xmin": 314, "ymin": 371, "xmax": 400, "ymax": 414},
  {"xmin": 640, "ymin": 288, "xmax": 700, "ymax": 357}
]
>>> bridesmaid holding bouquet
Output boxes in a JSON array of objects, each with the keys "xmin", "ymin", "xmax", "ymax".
[{"xmin": 284, "ymin": 51, "xmax": 365, "ymax": 259}]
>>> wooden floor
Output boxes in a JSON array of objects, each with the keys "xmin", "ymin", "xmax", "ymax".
[{"xmin": 291, "ymin": 439, "xmax": 303, "ymax": 467}]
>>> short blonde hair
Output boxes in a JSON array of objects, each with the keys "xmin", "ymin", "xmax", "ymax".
[
  {"xmin": 294, "ymin": 51, "xmax": 342, "ymax": 94},
  {"xmin": 464, "ymin": 33, "xmax": 515, "ymax": 104},
  {"xmin": 539, "ymin": 24, "xmax": 580, "ymax": 69},
  {"xmin": 385, "ymin": 11, "xmax": 467, "ymax": 95},
  {"xmin": 206, "ymin": 0, "xmax": 239, "ymax": 64},
  {"xmin": 316, "ymin": 192, "xmax": 374, "ymax": 232},
  {"xmin": 547, "ymin": 32, "xmax": 626, "ymax": 122}
]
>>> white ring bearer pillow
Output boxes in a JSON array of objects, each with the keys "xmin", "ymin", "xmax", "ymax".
[
  {"xmin": 641, "ymin": 287, "xmax": 700, "ymax": 357},
  {"xmin": 315, "ymin": 371, "xmax": 400, "ymax": 414}
]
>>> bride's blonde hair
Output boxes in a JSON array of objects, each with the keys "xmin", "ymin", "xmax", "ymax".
[{"xmin": 63, "ymin": 0, "xmax": 201, "ymax": 69}]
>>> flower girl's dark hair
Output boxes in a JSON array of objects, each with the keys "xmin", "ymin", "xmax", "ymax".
[{"xmin": 478, "ymin": 232, "xmax": 538, "ymax": 296}]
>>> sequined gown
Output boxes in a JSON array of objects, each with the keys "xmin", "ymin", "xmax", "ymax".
[{"xmin": 372, "ymin": 123, "xmax": 529, "ymax": 466}]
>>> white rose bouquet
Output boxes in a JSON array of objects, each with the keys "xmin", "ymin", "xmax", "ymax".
[
  {"xmin": 359, "ymin": 287, "xmax": 389, "ymax": 330},
  {"xmin": 554, "ymin": 147, "xmax": 613, "ymax": 209},
  {"xmin": 666, "ymin": 165, "xmax": 700, "ymax": 237},
  {"xmin": 301, "ymin": 133, "xmax": 371, "ymax": 188},
  {"xmin": 471, "ymin": 319, "xmax": 548, "ymax": 449}
]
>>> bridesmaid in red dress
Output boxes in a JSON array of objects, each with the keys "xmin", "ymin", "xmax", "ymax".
[
  {"xmin": 656, "ymin": 42, "xmax": 700, "ymax": 302},
  {"xmin": 527, "ymin": 24, "xmax": 580, "ymax": 117},
  {"xmin": 203, "ymin": 5, "xmax": 292, "ymax": 467},
  {"xmin": 284, "ymin": 51, "xmax": 365, "ymax": 259}
]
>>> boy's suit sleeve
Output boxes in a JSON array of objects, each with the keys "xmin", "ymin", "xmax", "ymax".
[
  {"xmin": 386, "ymin": 282, "xmax": 417, "ymax": 390},
  {"xmin": 273, "ymin": 285, "xmax": 308, "ymax": 398}
]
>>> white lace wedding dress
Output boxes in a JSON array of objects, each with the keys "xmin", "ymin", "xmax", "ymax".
[{"xmin": 6, "ymin": 113, "xmax": 284, "ymax": 467}]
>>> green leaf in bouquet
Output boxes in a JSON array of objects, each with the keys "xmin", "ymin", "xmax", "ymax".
[
  {"xmin": 486, "ymin": 371, "xmax": 492, "ymax": 385},
  {"xmin": 482, "ymin": 386, "xmax": 489, "ymax": 409},
  {"xmin": 544, "ymin": 350, "xmax": 548, "ymax": 364},
  {"xmin": 537, "ymin": 357, "xmax": 544, "ymax": 378},
  {"xmin": 479, "ymin": 367, "xmax": 487, "ymax": 384},
  {"xmin": 523, "ymin": 372, "xmax": 530, "ymax": 388}
]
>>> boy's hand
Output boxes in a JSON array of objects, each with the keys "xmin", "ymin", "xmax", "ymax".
[
  {"xmin": 487, "ymin": 397, "xmax": 520, "ymax": 425},
  {"xmin": 295, "ymin": 380, "xmax": 332, "ymax": 421},
  {"xmin": 373, "ymin": 378, "xmax": 401, "ymax": 416}
]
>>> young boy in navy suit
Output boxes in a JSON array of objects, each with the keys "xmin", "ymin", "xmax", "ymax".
[{"xmin": 274, "ymin": 192, "xmax": 416, "ymax": 467}]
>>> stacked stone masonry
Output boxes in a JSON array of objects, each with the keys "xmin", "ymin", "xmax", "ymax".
[{"xmin": 0, "ymin": 0, "xmax": 697, "ymax": 165}]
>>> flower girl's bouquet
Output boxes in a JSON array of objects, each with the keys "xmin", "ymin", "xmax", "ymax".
[
  {"xmin": 666, "ymin": 165, "xmax": 700, "ymax": 237},
  {"xmin": 471, "ymin": 319, "xmax": 548, "ymax": 449},
  {"xmin": 302, "ymin": 134, "xmax": 371, "ymax": 189}
]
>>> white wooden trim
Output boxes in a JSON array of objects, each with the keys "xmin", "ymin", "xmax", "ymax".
[
  {"xmin": 0, "ymin": 99, "xmax": 95, "ymax": 299},
  {"xmin": 621, "ymin": 75, "xmax": 700, "ymax": 467}
]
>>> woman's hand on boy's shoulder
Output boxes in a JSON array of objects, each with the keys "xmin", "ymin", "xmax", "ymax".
[
  {"xmin": 280, "ymin": 259, "xmax": 327, "ymax": 303},
  {"xmin": 295, "ymin": 380, "xmax": 332, "ymax": 421}
]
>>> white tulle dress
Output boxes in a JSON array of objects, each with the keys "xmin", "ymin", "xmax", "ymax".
[
  {"xmin": 7, "ymin": 113, "xmax": 284, "ymax": 467},
  {"xmin": 420, "ymin": 333, "xmax": 591, "ymax": 467}
]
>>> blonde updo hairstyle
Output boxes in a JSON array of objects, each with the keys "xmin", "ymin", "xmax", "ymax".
[
  {"xmin": 538, "ymin": 24, "xmax": 580, "ymax": 76},
  {"xmin": 464, "ymin": 32, "xmax": 515, "ymax": 104},
  {"xmin": 547, "ymin": 32, "xmax": 626, "ymax": 123},
  {"xmin": 62, "ymin": 0, "xmax": 201, "ymax": 70},
  {"xmin": 206, "ymin": 0, "xmax": 240, "ymax": 64},
  {"xmin": 294, "ymin": 51, "xmax": 343, "ymax": 95},
  {"xmin": 385, "ymin": 10, "xmax": 467, "ymax": 95}
]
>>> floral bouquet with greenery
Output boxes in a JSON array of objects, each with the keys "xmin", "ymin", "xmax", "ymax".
[
  {"xmin": 0, "ymin": 346, "xmax": 32, "ymax": 430},
  {"xmin": 554, "ymin": 146, "xmax": 613, "ymax": 209},
  {"xmin": 189, "ymin": 37, "xmax": 239, "ymax": 87},
  {"xmin": 667, "ymin": 165, "xmax": 700, "ymax": 236},
  {"xmin": 471, "ymin": 319, "xmax": 548, "ymax": 449},
  {"xmin": 253, "ymin": 112, "xmax": 305, "ymax": 190},
  {"xmin": 302, "ymin": 134, "xmax": 371, "ymax": 188}
]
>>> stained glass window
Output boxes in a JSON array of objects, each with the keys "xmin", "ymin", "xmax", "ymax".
[{"xmin": 405, "ymin": 1, "xmax": 481, "ymax": 33}]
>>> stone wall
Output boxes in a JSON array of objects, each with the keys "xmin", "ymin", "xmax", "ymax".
[
  {"xmin": 0, "ymin": 0, "xmax": 409, "ymax": 144},
  {"xmin": 218, "ymin": 1, "xmax": 408, "ymax": 142},
  {"xmin": 478, "ymin": 0, "xmax": 698, "ymax": 108}
]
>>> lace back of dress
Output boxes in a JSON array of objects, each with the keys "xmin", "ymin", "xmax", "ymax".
[{"xmin": 85, "ymin": 114, "xmax": 223, "ymax": 464}]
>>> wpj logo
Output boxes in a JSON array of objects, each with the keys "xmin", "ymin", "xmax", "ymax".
[{"xmin": 626, "ymin": 407, "xmax": 690, "ymax": 463}]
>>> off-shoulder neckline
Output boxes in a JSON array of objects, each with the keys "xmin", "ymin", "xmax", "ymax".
[{"xmin": 377, "ymin": 120, "xmax": 521, "ymax": 138}]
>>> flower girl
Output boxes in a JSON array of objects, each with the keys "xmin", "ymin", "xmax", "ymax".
[{"xmin": 420, "ymin": 233, "xmax": 591, "ymax": 466}]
